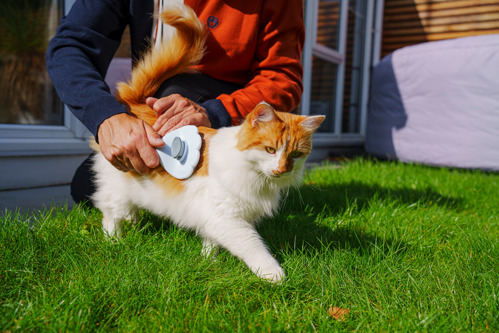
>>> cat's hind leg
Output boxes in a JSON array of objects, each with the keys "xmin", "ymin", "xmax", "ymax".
[
  {"xmin": 100, "ymin": 204, "xmax": 138, "ymax": 237},
  {"xmin": 91, "ymin": 152, "xmax": 133, "ymax": 237},
  {"xmin": 93, "ymin": 184, "xmax": 137, "ymax": 237},
  {"xmin": 101, "ymin": 213, "xmax": 123, "ymax": 237}
]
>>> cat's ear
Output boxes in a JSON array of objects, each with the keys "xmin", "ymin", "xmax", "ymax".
[
  {"xmin": 300, "ymin": 115, "xmax": 325, "ymax": 132},
  {"xmin": 249, "ymin": 102, "xmax": 277, "ymax": 127}
]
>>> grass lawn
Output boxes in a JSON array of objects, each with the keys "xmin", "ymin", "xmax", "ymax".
[{"xmin": 1, "ymin": 158, "xmax": 498, "ymax": 331}]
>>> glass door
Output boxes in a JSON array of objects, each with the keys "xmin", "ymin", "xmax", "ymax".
[
  {"xmin": 302, "ymin": 0, "xmax": 383, "ymax": 149},
  {"xmin": 302, "ymin": 0, "xmax": 347, "ymax": 134}
]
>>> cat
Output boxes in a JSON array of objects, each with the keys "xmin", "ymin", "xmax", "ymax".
[{"xmin": 91, "ymin": 5, "xmax": 324, "ymax": 283}]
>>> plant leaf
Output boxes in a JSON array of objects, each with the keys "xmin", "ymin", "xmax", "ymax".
[{"xmin": 328, "ymin": 306, "xmax": 350, "ymax": 321}]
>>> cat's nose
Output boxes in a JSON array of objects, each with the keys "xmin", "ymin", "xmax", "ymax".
[
  {"xmin": 272, "ymin": 167, "xmax": 290, "ymax": 176},
  {"xmin": 273, "ymin": 158, "xmax": 294, "ymax": 176}
]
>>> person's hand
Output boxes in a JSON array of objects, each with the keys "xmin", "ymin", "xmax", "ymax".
[
  {"xmin": 146, "ymin": 94, "xmax": 211, "ymax": 136},
  {"xmin": 97, "ymin": 113, "xmax": 164, "ymax": 173}
]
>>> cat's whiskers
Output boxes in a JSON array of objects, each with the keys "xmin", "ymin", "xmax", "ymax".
[
  {"xmin": 254, "ymin": 169, "xmax": 269, "ymax": 185},
  {"xmin": 279, "ymin": 187, "xmax": 291, "ymax": 208},
  {"xmin": 294, "ymin": 185, "xmax": 305, "ymax": 207}
]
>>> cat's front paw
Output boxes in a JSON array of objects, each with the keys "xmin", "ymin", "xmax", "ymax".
[
  {"xmin": 201, "ymin": 239, "xmax": 219, "ymax": 260},
  {"xmin": 254, "ymin": 264, "xmax": 285, "ymax": 284}
]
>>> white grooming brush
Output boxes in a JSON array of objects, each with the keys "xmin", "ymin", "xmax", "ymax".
[{"xmin": 156, "ymin": 125, "xmax": 202, "ymax": 179}]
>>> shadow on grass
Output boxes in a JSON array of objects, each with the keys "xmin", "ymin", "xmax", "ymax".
[
  {"xmin": 131, "ymin": 181, "xmax": 462, "ymax": 260},
  {"xmin": 285, "ymin": 180, "xmax": 463, "ymax": 217},
  {"xmin": 258, "ymin": 211, "xmax": 407, "ymax": 262},
  {"xmin": 135, "ymin": 212, "xmax": 177, "ymax": 235},
  {"xmin": 257, "ymin": 181, "xmax": 462, "ymax": 258}
]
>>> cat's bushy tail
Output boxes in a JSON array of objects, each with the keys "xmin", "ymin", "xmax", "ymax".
[{"xmin": 116, "ymin": 5, "xmax": 205, "ymax": 107}]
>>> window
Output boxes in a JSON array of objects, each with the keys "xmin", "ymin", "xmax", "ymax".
[
  {"xmin": 0, "ymin": 0, "xmax": 63, "ymax": 126},
  {"xmin": 0, "ymin": 0, "xmax": 90, "ymax": 157},
  {"xmin": 0, "ymin": 0, "xmax": 89, "ymax": 191}
]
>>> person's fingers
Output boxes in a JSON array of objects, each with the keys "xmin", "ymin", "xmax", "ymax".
[
  {"xmin": 136, "ymin": 123, "xmax": 162, "ymax": 170},
  {"xmin": 149, "ymin": 94, "xmax": 212, "ymax": 135},
  {"xmin": 152, "ymin": 95, "xmax": 184, "ymax": 132},
  {"xmin": 151, "ymin": 94, "xmax": 178, "ymax": 114},
  {"xmin": 145, "ymin": 97, "xmax": 158, "ymax": 111},
  {"xmin": 122, "ymin": 126, "xmax": 160, "ymax": 173},
  {"xmin": 144, "ymin": 121, "xmax": 165, "ymax": 148},
  {"xmin": 117, "ymin": 132, "xmax": 149, "ymax": 174},
  {"xmin": 120, "ymin": 158, "xmax": 138, "ymax": 173},
  {"xmin": 156, "ymin": 113, "xmax": 183, "ymax": 136},
  {"xmin": 105, "ymin": 148, "xmax": 137, "ymax": 173},
  {"xmin": 111, "ymin": 158, "xmax": 129, "ymax": 173},
  {"xmin": 160, "ymin": 112, "xmax": 206, "ymax": 135},
  {"xmin": 128, "ymin": 155, "xmax": 151, "ymax": 174}
]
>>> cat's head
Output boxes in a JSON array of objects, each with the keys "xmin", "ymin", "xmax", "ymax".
[{"xmin": 236, "ymin": 102, "xmax": 324, "ymax": 186}]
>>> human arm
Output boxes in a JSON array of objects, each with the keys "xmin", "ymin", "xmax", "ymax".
[
  {"xmin": 46, "ymin": 0, "xmax": 163, "ymax": 173},
  {"xmin": 46, "ymin": 0, "xmax": 131, "ymax": 137}
]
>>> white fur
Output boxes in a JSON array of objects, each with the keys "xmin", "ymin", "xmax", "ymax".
[{"xmin": 92, "ymin": 125, "xmax": 308, "ymax": 283}]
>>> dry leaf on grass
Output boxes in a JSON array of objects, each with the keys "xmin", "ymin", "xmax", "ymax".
[{"xmin": 328, "ymin": 306, "xmax": 350, "ymax": 321}]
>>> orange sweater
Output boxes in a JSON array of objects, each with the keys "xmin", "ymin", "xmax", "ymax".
[
  {"xmin": 186, "ymin": 0, "xmax": 305, "ymax": 125},
  {"xmin": 47, "ymin": 0, "xmax": 304, "ymax": 136}
]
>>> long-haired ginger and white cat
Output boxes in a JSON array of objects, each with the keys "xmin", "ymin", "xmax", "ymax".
[{"xmin": 92, "ymin": 5, "xmax": 324, "ymax": 283}]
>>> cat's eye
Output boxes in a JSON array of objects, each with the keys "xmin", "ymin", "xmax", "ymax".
[
  {"xmin": 289, "ymin": 151, "xmax": 303, "ymax": 159},
  {"xmin": 266, "ymin": 147, "xmax": 276, "ymax": 154}
]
